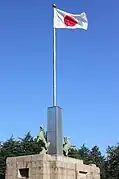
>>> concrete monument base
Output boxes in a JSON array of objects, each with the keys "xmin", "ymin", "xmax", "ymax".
[{"xmin": 5, "ymin": 154, "xmax": 100, "ymax": 179}]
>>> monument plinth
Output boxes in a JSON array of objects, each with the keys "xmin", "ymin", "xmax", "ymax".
[{"xmin": 5, "ymin": 154, "xmax": 100, "ymax": 179}]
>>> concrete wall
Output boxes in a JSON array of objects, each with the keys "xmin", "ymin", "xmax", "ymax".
[{"xmin": 5, "ymin": 154, "xmax": 100, "ymax": 179}]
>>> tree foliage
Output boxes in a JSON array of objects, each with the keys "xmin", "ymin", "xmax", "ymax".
[
  {"xmin": 0, "ymin": 132, "xmax": 119, "ymax": 179},
  {"xmin": 105, "ymin": 144, "xmax": 119, "ymax": 179}
]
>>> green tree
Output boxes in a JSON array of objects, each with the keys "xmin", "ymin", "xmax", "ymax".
[
  {"xmin": 78, "ymin": 144, "xmax": 91, "ymax": 164},
  {"xmin": 105, "ymin": 144, "xmax": 119, "ymax": 179},
  {"xmin": 0, "ymin": 136, "xmax": 20, "ymax": 178},
  {"xmin": 18, "ymin": 131, "xmax": 42, "ymax": 155},
  {"xmin": 68, "ymin": 148, "xmax": 79, "ymax": 159},
  {"xmin": 89, "ymin": 146, "xmax": 106, "ymax": 179}
]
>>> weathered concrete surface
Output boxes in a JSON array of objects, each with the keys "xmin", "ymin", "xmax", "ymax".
[{"xmin": 5, "ymin": 154, "xmax": 100, "ymax": 179}]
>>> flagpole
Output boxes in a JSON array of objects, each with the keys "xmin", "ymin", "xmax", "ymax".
[{"xmin": 53, "ymin": 4, "xmax": 56, "ymax": 106}]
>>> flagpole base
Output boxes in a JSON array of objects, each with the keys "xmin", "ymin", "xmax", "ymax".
[{"xmin": 47, "ymin": 106, "xmax": 63, "ymax": 155}]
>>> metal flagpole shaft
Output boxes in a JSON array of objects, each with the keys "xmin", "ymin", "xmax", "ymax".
[
  {"xmin": 53, "ymin": 4, "xmax": 56, "ymax": 106},
  {"xmin": 53, "ymin": 27, "xmax": 56, "ymax": 106}
]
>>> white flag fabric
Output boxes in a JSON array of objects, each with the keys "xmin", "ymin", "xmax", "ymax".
[{"xmin": 54, "ymin": 8, "xmax": 88, "ymax": 30}]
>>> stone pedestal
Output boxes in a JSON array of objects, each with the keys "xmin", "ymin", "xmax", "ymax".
[
  {"xmin": 5, "ymin": 154, "xmax": 100, "ymax": 179},
  {"xmin": 47, "ymin": 106, "xmax": 63, "ymax": 155}
]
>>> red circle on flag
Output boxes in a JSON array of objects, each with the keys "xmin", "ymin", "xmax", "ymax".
[{"xmin": 64, "ymin": 15, "xmax": 78, "ymax": 26}]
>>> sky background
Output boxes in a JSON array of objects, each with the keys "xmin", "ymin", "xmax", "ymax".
[{"xmin": 0, "ymin": 0, "xmax": 119, "ymax": 154}]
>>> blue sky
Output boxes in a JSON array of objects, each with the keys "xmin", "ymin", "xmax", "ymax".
[{"xmin": 0, "ymin": 0, "xmax": 119, "ymax": 154}]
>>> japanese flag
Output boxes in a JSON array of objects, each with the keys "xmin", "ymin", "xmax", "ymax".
[{"xmin": 54, "ymin": 7, "xmax": 88, "ymax": 30}]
